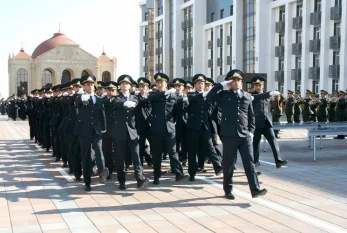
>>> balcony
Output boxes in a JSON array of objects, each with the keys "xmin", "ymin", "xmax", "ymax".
[
  {"xmin": 208, "ymin": 40, "xmax": 212, "ymax": 49},
  {"xmin": 181, "ymin": 58, "xmax": 186, "ymax": 67},
  {"xmin": 187, "ymin": 18, "xmax": 193, "ymax": 27},
  {"xmin": 143, "ymin": 50, "xmax": 148, "ymax": 57},
  {"xmin": 330, "ymin": 35, "xmax": 341, "ymax": 50},
  {"xmin": 143, "ymin": 35, "xmax": 148, "ymax": 43},
  {"xmin": 181, "ymin": 39, "xmax": 187, "ymax": 48},
  {"xmin": 227, "ymin": 56, "xmax": 232, "ymax": 65},
  {"xmin": 208, "ymin": 59, "xmax": 213, "ymax": 68},
  {"xmin": 188, "ymin": 57, "xmax": 193, "ymax": 66},
  {"xmin": 275, "ymin": 71, "xmax": 284, "ymax": 82},
  {"xmin": 309, "ymin": 39, "xmax": 320, "ymax": 53},
  {"xmin": 143, "ymin": 66, "xmax": 148, "ymax": 73},
  {"xmin": 331, "ymin": 6, "xmax": 342, "ymax": 21},
  {"xmin": 181, "ymin": 20, "xmax": 187, "ymax": 30},
  {"xmin": 292, "ymin": 43, "xmax": 302, "ymax": 56},
  {"xmin": 217, "ymin": 38, "xmax": 223, "ymax": 47},
  {"xmin": 275, "ymin": 46, "xmax": 285, "ymax": 58},
  {"xmin": 217, "ymin": 58, "xmax": 222, "ymax": 67},
  {"xmin": 188, "ymin": 38, "xmax": 193, "ymax": 47},
  {"xmin": 227, "ymin": 36, "xmax": 232, "ymax": 45},
  {"xmin": 291, "ymin": 69, "xmax": 301, "ymax": 81},
  {"xmin": 275, "ymin": 21, "xmax": 285, "ymax": 34},
  {"xmin": 310, "ymin": 11, "xmax": 321, "ymax": 26},
  {"xmin": 309, "ymin": 67, "xmax": 320, "ymax": 80},
  {"xmin": 329, "ymin": 65, "xmax": 340, "ymax": 78},
  {"xmin": 292, "ymin": 16, "xmax": 302, "ymax": 30}
]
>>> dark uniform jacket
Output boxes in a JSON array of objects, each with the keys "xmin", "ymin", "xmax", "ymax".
[
  {"xmin": 186, "ymin": 92, "xmax": 212, "ymax": 131},
  {"xmin": 64, "ymin": 94, "xmax": 79, "ymax": 135},
  {"xmin": 270, "ymin": 97, "xmax": 283, "ymax": 116},
  {"xmin": 135, "ymin": 94, "xmax": 151, "ymax": 134},
  {"xmin": 148, "ymin": 91, "xmax": 178, "ymax": 134},
  {"xmin": 103, "ymin": 95, "xmax": 115, "ymax": 136},
  {"xmin": 74, "ymin": 94, "xmax": 106, "ymax": 138},
  {"xmin": 251, "ymin": 91, "xmax": 272, "ymax": 129},
  {"xmin": 285, "ymin": 97, "xmax": 295, "ymax": 115},
  {"xmin": 335, "ymin": 98, "xmax": 347, "ymax": 118},
  {"xmin": 111, "ymin": 93, "xmax": 138, "ymax": 140},
  {"xmin": 302, "ymin": 98, "xmax": 314, "ymax": 115},
  {"xmin": 207, "ymin": 84, "xmax": 255, "ymax": 138},
  {"xmin": 317, "ymin": 98, "xmax": 328, "ymax": 117},
  {"xmin": 54, "ymin": 96, "xmax": 64, "ymax": 127}
]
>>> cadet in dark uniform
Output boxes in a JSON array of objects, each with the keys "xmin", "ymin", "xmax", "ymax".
[
  {"xmin": 111, "ymin": 75, "xmax": 149, "ymax": 190},
  {"xmin": 184, "ymin": 81, "xmax": 193, "ymax": 95},
  {"xmin": 135, "ymin": 77, "xmax": 153, "ymax": 167},
  {"xmin": 18, "ymin": 95, "xmax": 27, "ymax": 121},
  {"xmin": 148, "ymin": 73, "xmax": 187, "ymax": 185},
  {"xmin": 172, "ymin": 78, "xmax": 188, "ymax": 166},
  {"xmin": 250, "ymin": 77, "xmax": 288, "ymax": 168},
  {"xmin": 334, "ymin": 91, "xmax": 347, "ymax": 139},
  {"xmin": 270, "ymin": 93, "xmax": 283, "ymax": 138},
  {"xmin": 302, "ymin": 90, "xmax": 314, "ymax": 122},
  {"xmin": 293, "ymin": 90, "xmax": 302, "ymax": 123},
  {"xmin": 42, "ymin": 88, "xmax": 53, "ymax": 152},
  {"xmin": 96, "ymin": 81, "xmax": 106, "ymax": 97},
  {"xmin": 75, "ymin": 74, "xmax": 109, "ymax": 191},
  {"xmin": 57, "ymin": 84, "xmax": 68, "ymax": 167},
  {"xmin": 328, "ymin": 91, "xmax": 339, "ymax": 122},
  {"xmin": 284, "ymin": 90, "xmax": 295, "ymax": 123},
  {"xmin": 317, "ymin": 90, "xmax": 328, "ymax": 123},
  {"xmin": 206, "ymin": 69, "xmax": 267, "ymax": 199}
]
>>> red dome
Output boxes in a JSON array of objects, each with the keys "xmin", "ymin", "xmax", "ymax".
[{"xmin": 32, "ymin": 32, "xmax": 79, "ymax": 58}]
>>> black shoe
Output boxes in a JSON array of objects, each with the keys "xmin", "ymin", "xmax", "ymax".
[
  {"xmin": 106, "ymin": 174, "xmax": 112, "ymax": 180},
  {"xmin": 233, "ymin": 165, "xmax": 237, "ymax": 170},
  {"xmin": 46, "ymin": 148, "xmax": 49, "ymax": 152},
  {"xmin": 276, "ymin": 160, "xmax": 288, "ymax": 168},
  {"xmin": 137, "ymin": 178, "xmax": 149, "ymax": 189},
  {"xmin": 67, "ymin": 169, "xmax": 73, "ymax": 174},
  {"xmin": 189, "ymin": 176, "xmax": 195, "ymax": 182},
  {"xmin": 119, "ymin": 183, "xmax": 126, "ymax": 190},
  {"xmin": 55, "ymin": 157, "xmax": 61, "ymax": 162},
  {"xmin": 61, "ymin": 162, "xmax": 68, "ymax": 168},
  {"xmin": 251, "ymin": 188, "xmax": 267, "ymax": 198},
  {"xmin": 147, "ymin": 161, "xmax": 153, "ymax": 167},
  {"xmin": 257, "ymin": 171, "xmax": 262, "ymax": 175},
  {"xmin": 161, "ymin": 170, "xmax": 169, "ymax": 175},
  {"xmin": 255, "ymin": 162, "xmax": 261, "ymax": 167},
  {"xmin": 197, "ymin": 167, "xmax": 207, "ymax": 173},
  {"xmin": 175, "ymin": 174, "xmax": 188, "ymax": 182},
  {"xmin": 153, "ymin": 178, "xmax": 160, "ymax": 185},
  {"xmin": 224, "ymin": 193, "xmax": 235, "ymax": 200},
  {"xmin": 215, "ymin": 166, "xmax": 223, "ymax": 176},
  {"xmin": 75, "ymin": 177, "xmax": 82, "ymax": 182},
  {"xmin": 84, "ymin": 184, "xmax": 91, "ymax": 191}
]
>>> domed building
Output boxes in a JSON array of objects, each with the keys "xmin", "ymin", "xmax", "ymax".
[{"xmin": 8, "ymin": 31, "xmax": 117, "ymax": 96}]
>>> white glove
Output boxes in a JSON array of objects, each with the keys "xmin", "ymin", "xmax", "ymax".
[
  {"xmin": 102, "ymin": 130, "xmax": 107, "ymax": 133},
  {"xmin": 270, "ymin": 91, "xmax": 280, "ymax": 96},
  {"xmin": 77, "ymin": 90, "xmax": 84, "ymax": 95},
  {"xmin": 128, "ymin": 101, "xmax": 137, "ymax": 108},
  {"xmin": 135, "ymin": 90, "xmax": 140, "ymax": 95},
  {"xmin": 164, "ymin": 88, "xmax": 176, "ymax": 95},
  {"xmin": 183, "ymin": 97, "xmax": 188, "ymax": 102},
  {"xmin": 102, "ymin": 93, "xmax": 107, "ymax": 98},
  {"xmin": 202, "ymin": 91, "xmax": 209, "ymax": 98},
  {"xmin": 81, "ymin": 94, "xmax": 90, "ymax": 102},
  {"xmin": 123, "ymin": 101, "xmax": 131, "ymax": 108},
  {"xmin": 221, "ymin": 80, "xmax": 232, "ymax": 90},
  {"xmin": 63, "ymin": 92, "xmax": 68, "ymax": 96}
]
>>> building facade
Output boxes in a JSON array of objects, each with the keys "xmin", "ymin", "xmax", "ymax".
[
  {"xmin": 8, "ymin": 31, "xmax": 117, "ymax": 96},
  {"xmin": 139, "ymin": 0, "xmax": 346, "ymax": 95}
]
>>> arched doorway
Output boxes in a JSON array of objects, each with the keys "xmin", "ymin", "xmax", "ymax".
[
  {"xmin": 42, "ymin": 69, "xmax": 53, "ymax": 88},
  {"xmin": 102, "ymin": 71, "xmax": 111, "ymax": 82},
  {"xmin": 81, "ymin": 69, "xmax": 92, "ymax": 76},
  {"xmin": 16, "ymin": 68, "xmax": 28, "ymax": 96},
  {"xmin": 61, "ymin": 69, "xmax": 71, "ymax": 84}
]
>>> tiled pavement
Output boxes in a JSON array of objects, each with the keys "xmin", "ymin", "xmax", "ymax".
[{"xmin": 0, "ymin": 115, "xmax": 346, "ymax": 233}]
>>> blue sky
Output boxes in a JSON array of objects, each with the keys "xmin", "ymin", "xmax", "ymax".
[{"xmin": 0, "ymin": 0, "xmax": 141, "ymax": 97}]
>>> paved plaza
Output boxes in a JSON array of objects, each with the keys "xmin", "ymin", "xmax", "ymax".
[{"xmin": 0, "ymin": 115, "xmax": 346, "ymax": 233}]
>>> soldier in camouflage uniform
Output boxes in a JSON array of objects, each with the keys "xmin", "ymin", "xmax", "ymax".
[
  {"xmin": 317, "ymin": 90, "xmax": 328, "ymax": 123},
  {"xmin": 302, "ymin": 90, "xmax": 314, "ymax": 122},
  {"xmin": 284, "ymin": 90, "xmax": 295, "ymax": 124},
  {"xmin": 329, "ymin": 91, "xmax": 339, "ymax": 122},
  {"xmin": 270, "ymin": 93, "xmax": 284, "ymax": 138}
]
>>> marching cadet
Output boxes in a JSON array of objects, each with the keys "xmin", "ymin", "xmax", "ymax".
[
  {"xmin": 269, "ymin": 93, "xmax": 284, "ymax": 138},
  {"xmin": 111, "ymin": 75, "xmax": 149, "ymax": 190},
  {"xmin": 96, "ymin": 81, "xmax": 106, "ymax": 97},
  {"xmin": 206, "ymin": 69, "xmax": 267, "ymax": 199},
  {"xmin": 10, "ymin": 94, "xmax": 18, "ymax": 121},
  {"xmin": 185, "ymin": 74, "xmax": 223, "ymax": 181},
  {"xmin": 329, "ymin": 91, "xmax": 339, "ymax": 122},
  {"xmin": 102, "ymin": 81, "xmax": 118, "ymax": 179},
  {"xmin": 0, "ymin": 98, "xmax": 6, "ymax": 115},
  {"xmin": 26, "ymin": 91, "xmax": 36, "ymax": 139},
  {"xmin": 75, "ymin": 74, "xmax": 109, "ymax": 191},
  {"xmin": 302, "ymin": 90, "xmax": 314, "ymax": 122},
  {"xmin": 131, "ymin": 80, "xmax": 139, "ymax": 94},
  {"xmin": 135, "ymin": 77, "xmax": 153, "ymax": 167},
  {"xmin": 50, "ymin": 85, "xmax": 62, "ymax": 162},
  {"xmin": 41, "ymin": 88, "xmax": 53, "ymax": 152},
  {"xmin": 66, "ymin": 79, "xmax": 84, "ymax": 181},
  {"xmin": 317, "ymin": 90, "xmax": 328, "ymax": 123},
  {"xmin": 334, "ymin": 91, "xmax": 347, "ymax": 139},
  {"xmin": 57, "ymin": 84, "xmax": 68, "ymax": 167},
  {"xmin": 36, "ymin": 89, "xmax": 44, "ymax": 145},
  {"xmin": 293, "ymin": 90, "xmax": 302, "ymax": 123},
  {"xmin": 250, "ymin": 77, "xmax": 288, "ymax": 168},
  {"xmin": 184, "ymin": 81, "xmax": 193, "ymax": 94},
  {"xmin": 147, "ymin": 73, "xmax": 187, "ymax": 185},
  {"xmin": 18, "ymin": 95, "xmax": 27, "ymax": 120},
  {"xmin": 150, "ymin": 83, "xmax": 157, "ymax": 92},
  {"xmin": 172, "ymin": 78, "xmax": 188, "ymax": 166},
  {"xmin": 284, "ymin": 90, "xmax": 295, "ymax": 123}
]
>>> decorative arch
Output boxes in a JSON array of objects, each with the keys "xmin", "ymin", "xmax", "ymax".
[
  {"xmin": 81, "ymin": 69, "xmax": 93, "ymax": 76},
  {"xmin": 42, "ymin": 68, "xmax": 54, "ymax": 88},
  {"xmin": 16, "ymin": 68, "xmax": 28, "ymax": 96},
  {"xmin": 102, "ymin": 71, "xmax": 111, "ymax": 82},
  {"xmin": 61, "ymin": 68, "xmax": 74, "ymax": 84}
]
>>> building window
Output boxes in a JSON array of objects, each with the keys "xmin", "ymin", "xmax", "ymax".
[
  {"xmin": 334, "ymin": 23, "xmax": 341, "ymax": 36},
  {"xmin": 243, "ymin": 0, "xmax": 256, "ymax": 73},
  {"xmin": 16, "ymin": 68, "xmax": 28, "ymax": 96},
  {"xmin": 211, "ymin": 12, "xmax": 215, "ymax": 22},
  {"xmin": 211, "ymin": 68, "xmax": 213, "ymax": 79},
  {"xmin": 220, "ymin": 9, "xmax": 224, "ymax": 19},
  {"xmin": 312, "ymin": 80, "xmax": 319, "ymax": 93},
  {"xmin": 145, "ymin": 12, "xmax": 148, "ymax": 21},
  {"xmin": 279, "ymin": 7, "xmax": 285, "ymax": 21},
  {"xmin": 61, "ymin": 70, "xmax": 71, "ymax": 84},
  {"xmin": 313, "ymin": 54, "xmax": 320, "ymax": 67},
  {"xmin": 102, "ymin": 71, "xmax": 111, "ymax": 82},
  {"xmin": 296, "ymin": 4, "xmax": 303, "ymax": 17},
  {"xmin": 335, "ymin": 0, "xmax": 342, "ymax": 6},
  {"xmin": 42, "ymin": 70, "xmax": 52, "ymax": 88},
  {"xmin": 278, "ymin": 59, "xmax": 284, "ymax": 70},
  {"xmin": 314, "ymin": 27, "xmax": 320, "ymax": 40},
  {"xmin": 295, "ymin": 57, "xmax": 301, "ymax": 69},
  {"xmin": 296, "ymin": 31, "xmax": 302, "ymax": 43},
  {"xmin": 279, "ymin": 34, "xmax": 284, "ymax": 46},
  {"xmin": 333, "ymin": 51, "xmax": 340, "ymax": 65},
  {"xmin": 295, "ymin": 82, "xmax": 301, "ymax": 92},
  {"xmin": 332, "ymin": 80, "xmax": 339, "ymax": 93},
  {"xmin": 278, "ymin": 82, "xmax": 284, "ymax": 94},
  {"xmin": 314, "ymin": 0, "xmax": 321, "ymax": 12},
  {"xmin": 230, "ymin": 5, "xmax": 233, "ymax": 16}
]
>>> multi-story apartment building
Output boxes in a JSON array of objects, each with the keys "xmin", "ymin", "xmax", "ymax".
[{"xmin": 139, "ymin": 0, "xmax": 346, "ymax": 94}]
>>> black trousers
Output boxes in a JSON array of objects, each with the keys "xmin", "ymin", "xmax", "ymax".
[
  {"xmin": 29, "ymin": 116, "xmax": 34, "ymax": 139},
  {"xmin": 286, "ymin": 113, "xmax": 293, "ymax": 123},
  {"xmin": 102, "ymin": 133, "xmax": 114, "ymax": 174},
  {"xmin": 222, "ymin": 136, "xmax": 260, "ymax": 194},
  {"xmin": 43, "ymin": 121, "xmax": 51, "ymax": 150},
  {"xmin": 69, "ymin": 134, "xmax": 82, "ymax": 179},
  {"xmin": 79, "ymin": 133, "xmax": 105, "ymax": 185},
  {"xmin": 53, "ymin": 127, "xmax": 61, "ymax": 159},
  {"xmin": 175, "ymin": 122, "xmax": 188, "ymax": 162},
  {"xmin": 58, "ymin": 128, "xmax": 67, "ymax": 163},
  {"xmin": 113, "ymin": 134, "xmax": 145, "ymax": 184},
  {"xmin": 138, "ymin": 130, "xmax": 152, "ymax": 165},
  {"xmin": 150, "ymin": 131, "xmax": 184, "ymax": 179},
  {"xmin": 294, "ymin": 113, "xmax": 301, "ymax": 123},
  {"xmin": 253, "ymin": 122, "xmax": 281, "ymax": 164},
  {"xmin": 303, "ymin": 114, "xmax": 311, "ymax": 122},
  {"xmin": 187, "ymin": 126, "xmax": 222, "ymax": 177},
  {"xmin": 64, "ymin": 133, "xmax": 72, "ymax": 170}
]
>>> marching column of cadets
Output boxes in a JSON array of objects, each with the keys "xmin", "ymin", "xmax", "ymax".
[{"xmin": 16, "ymin": 69, "xmax": 308, "ymax": 199}]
